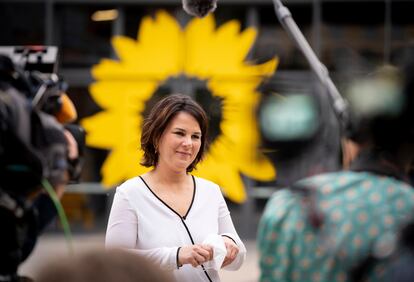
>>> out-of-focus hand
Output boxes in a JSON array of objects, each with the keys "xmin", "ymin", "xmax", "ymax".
[
  {"xmin": 178, "ymin": 244, "xmax": 214, "ymax": 267},
  {"xmin": 221, "ymin": 236, "xmax": 239, "ymax": 268},
  {"xmin": 51, "ymin": 130, "xmax": 79, "ymax": 199},
  {"xmin": 54, "ymin": 183, "xmax": 66, "ymax": 199},
  {"xmin": 342, "ymin": 138, "xmax": 360, "ymax": 169},
  {"xmin": 64, "ymin": 129, "xmax": 78, "ymax": 160}
]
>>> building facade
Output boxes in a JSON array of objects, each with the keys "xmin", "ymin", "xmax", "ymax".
[{"xmin": 1, "ymin": 0, "xmax": 412, "ymax": 234}]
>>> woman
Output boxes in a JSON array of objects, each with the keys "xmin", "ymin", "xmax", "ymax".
[{"xmin": 106, "ymin": 94, "xmax": 246, "ymax": 282}]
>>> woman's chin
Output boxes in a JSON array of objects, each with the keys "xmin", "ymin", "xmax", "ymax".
[{"xmin": 170, "ymin": 161, "xmax": 191, "ymax": 172}]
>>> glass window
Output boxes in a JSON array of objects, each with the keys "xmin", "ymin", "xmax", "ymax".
[
  {"xmin": 321, "ymin": 2, "xmax": 385, "ymax": 70},
  {"xmin": 213, "ymin": 5, "xmax": 246, "ymax": 28},
  {"xmin": 252, "ymin": 3, "xmax": 313, "ymax": 70},
  {"xmin": 0, "ymin": 3, "xmax": 45, "ymax": 45},
  {"xmin": 55, "ymin": 4, "xmax": 114, "ymax": 68},
  {"xmin": 125, "ymin": 5, "xmax": 204, "ymax": 40},
  {"xmin": 390, "ymin": 1, "xmax": 414, "ymax": 62},
  {"xmin": 124, "ymin": 4, "xmax": 246, "ymax": 40},
  {"xmin": 124, "ymin": 5, "xmax": 150, "ymax": 40}
]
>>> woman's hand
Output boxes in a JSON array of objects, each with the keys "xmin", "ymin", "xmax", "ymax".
[
  {"xmin": 178, "ymin": 244, "xmax": 213, "ymax": 267},
  {"xmin": 221, "ymin": 236, "xmax": 239, "ymax": 268}
]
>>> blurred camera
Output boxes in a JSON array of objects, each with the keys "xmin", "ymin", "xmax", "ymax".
[
  {"xmin": 0, "ymin": 46, "xmax": 84, "ymax": 196},
  {"xmin": 0, "ymin": 46, "xmax": 84, "ymax": 281}
]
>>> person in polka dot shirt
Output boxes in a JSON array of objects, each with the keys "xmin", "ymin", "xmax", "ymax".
[{"xmin": 258, "ymin": 49, "xmax": 414, "ymax": 282}]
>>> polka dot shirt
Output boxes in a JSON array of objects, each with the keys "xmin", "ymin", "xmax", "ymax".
[{"xmin": 258, "ymin": 171, "xmax": 414, "ymax": 282}]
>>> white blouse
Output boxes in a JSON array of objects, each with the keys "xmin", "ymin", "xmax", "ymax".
[{"xmin": 105, "ymin": 175, "xmax": 246, "ymax": 282}]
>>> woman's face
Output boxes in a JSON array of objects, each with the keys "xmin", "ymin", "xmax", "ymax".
[{"xmin": 156, "ymin": 111, "xmax": 202, "ymax": 172}]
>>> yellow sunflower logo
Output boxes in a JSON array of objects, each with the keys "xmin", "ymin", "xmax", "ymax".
[{"xmin": 81, "ymin": 11, "xmax": 278, "ymax": 203}]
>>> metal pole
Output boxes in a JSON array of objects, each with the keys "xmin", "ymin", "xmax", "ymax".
[{"xmin": 272, "ymin": 0, "xmax": 349, "ymax": 133}]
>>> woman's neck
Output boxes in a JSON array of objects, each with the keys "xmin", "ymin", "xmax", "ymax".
[{"xmin": 150, "ymin": 164, "xmax": 189, "ymax": 186}]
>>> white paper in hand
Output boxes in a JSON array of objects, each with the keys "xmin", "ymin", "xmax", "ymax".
[{"xmin": 202, "ymin": 234, "xmax": 227, "ymax": 271}]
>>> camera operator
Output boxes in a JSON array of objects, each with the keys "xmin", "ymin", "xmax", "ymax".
[
  {"xmin": 0, "ymin": 49, "xmax": 82, "ymax": 282},
  {"xmin": 257, "ymin": 47, "xmax": 414, "ymax": 282}
]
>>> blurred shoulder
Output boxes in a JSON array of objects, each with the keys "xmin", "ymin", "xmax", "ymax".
[
  {"xmin": 266, "ymin": 188, "xmax": 296, "ymax": 211},
  {"xmin": 116, "ymin": 176, "xmax": 142, "ymax": 194},
  {"xmin": 300, "ymin": 171, "xmax": 354, "ymax": 186},
  {"xmin": 264, "ymin": 172, "xmax": 344, "ymax": 212}
]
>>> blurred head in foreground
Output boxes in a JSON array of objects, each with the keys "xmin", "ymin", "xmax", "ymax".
[
  {"xmin": 345, "ymin": 57, "xmax": 414, "ymax": 175},
  {"xmin": 347, "ymin": 66, "xmax": 409, "ymax": 146},
  {"xmin": 35, "ymin": 249, "xmax": 172, "ymax": 282}
]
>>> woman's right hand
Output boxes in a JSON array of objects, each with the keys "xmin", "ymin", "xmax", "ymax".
[{"xmin": 178, "ymin": 245, "xmax": 213, "ymax": 267}]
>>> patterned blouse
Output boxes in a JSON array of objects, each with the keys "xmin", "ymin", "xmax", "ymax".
[{"xmin": 258, "ymin": 171, "xmax": 414, "ymax": 282}]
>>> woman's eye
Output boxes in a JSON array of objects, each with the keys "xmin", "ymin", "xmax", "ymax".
[
  {"xmin": 192, "ymin": 135, "xmax": 201, "ymax": 139},
  {"xmin": 174, "ymin": 131, "xmax": 185, "ymax": 136}
]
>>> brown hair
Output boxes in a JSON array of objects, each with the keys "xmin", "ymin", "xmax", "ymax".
[
  {"xmin": 35, "ymin": 249, "xmax": 173, "ymax": 282},
  {"xmin": 140, "ymin": 94, "xmax": 208, "ymax": 172}
]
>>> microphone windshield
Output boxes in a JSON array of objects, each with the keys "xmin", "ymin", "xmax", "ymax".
[{"xmin": 182, "ymin": 0, "xmax": 217, "ymax": 17}]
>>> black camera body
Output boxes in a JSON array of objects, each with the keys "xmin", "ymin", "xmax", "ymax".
[
  {"xmin": 0, "ymin": 46, "xmax": 83, "ymax": 281},
  {"xmin": 0, "ymin": 46, "xmax": 74, "ymax": 195}
]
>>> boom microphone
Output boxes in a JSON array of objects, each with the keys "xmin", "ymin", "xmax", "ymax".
[{"xmin": 182, "ymin": 0, "xmax": 217, "ymax": 17}]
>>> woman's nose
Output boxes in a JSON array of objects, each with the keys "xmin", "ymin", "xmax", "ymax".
[{"xmin": 182, "ymin": 136, "xmax": 192, "ymax": 146}]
